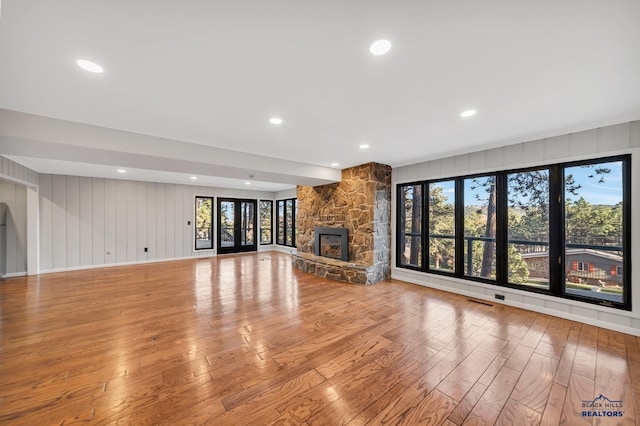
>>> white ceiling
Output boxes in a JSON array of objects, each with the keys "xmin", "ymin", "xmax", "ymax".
[{"xmin": 1, "ymin": 0, "xmax": 639, "ymax": 189}]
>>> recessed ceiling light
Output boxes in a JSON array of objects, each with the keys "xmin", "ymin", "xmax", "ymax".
[
  {"xmin": 117, "ymin": 169, "xmax": 126, "ymax": 173},
  {"xmin": 269, "ymin": 117, "xmax": 283, "ymax": 125},
  {"xmin": 460, "ymin": 109, "xmax": 477, "ymax": 118},
  {"xmin": 370, "ymin": 39, "xmax": 391, "ymax": 56},
  {"xmin": 190, "ymin": 176, "xmax": 198, "ymax": 180},
  {"xmin": 331, "ymin": 162, "xmax": 339, "ymax": 167},
  {"xmin": 244, "ymin": 181, "xmax": 251, "ymax": 185},
  {"xmin": 77, "ymin": 59, "xmax": 104, "ymax": 73},
  {"xmin": 359, "ymin": 144, "xmax": 370, "ymax": 149}
]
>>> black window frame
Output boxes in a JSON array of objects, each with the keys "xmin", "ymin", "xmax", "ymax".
[
  {"xmin": 276, "ymin": 198, "xmax": 296, "ymax": 248},
  {"xmin": 194, "ymin": 196, "xmax": 214, "ymax": 251},
  {"xmin": 397, "ymin": 183, "xmax": 425, "ymax": 270},
  {"xmin": 396, "ymin": 154, "xmax": 631, "ymax": 311},
  {"xmin": 259, "ymin": 200, "xmax": 273, "ymax": 245}
]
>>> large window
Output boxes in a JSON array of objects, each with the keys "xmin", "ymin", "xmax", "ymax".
[
  {"xmin": 259, "ymin": 200, "xmax": 273, "ymax": 245},
  {"xmin": 276, "ymin": 198, "xmax": 296, "ymax": 247},
  {"xmin": 396, "ymin": 155, "xmax": 631, "ymax": 310},
  {"xmin": 195, "ymin": 196, "xmax": 213, "ymax": 250}
]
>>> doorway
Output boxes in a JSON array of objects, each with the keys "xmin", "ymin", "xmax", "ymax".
[{"xmin": 217, "ymin": 198, "xmax": 257, "ymax": 254}]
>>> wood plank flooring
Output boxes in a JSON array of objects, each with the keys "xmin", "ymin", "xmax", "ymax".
[{"xmin": 0, "ymin": 252, "xmax": 638, "ymax": 425}]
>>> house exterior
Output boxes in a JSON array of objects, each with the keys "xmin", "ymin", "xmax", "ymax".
[{"xmin": 521, "ymin": 248, "xmax": 623, "ymax": 287}]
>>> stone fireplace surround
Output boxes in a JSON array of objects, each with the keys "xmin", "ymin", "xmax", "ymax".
[{"xmin": 292, "ymin": 162, "xmax": 392, "ymax": 284}]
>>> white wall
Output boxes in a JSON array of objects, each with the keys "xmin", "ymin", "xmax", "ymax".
[
  {"xmin": 0, "ymin": 156, "xmax": 39, "ymax": 187},
  {"xmin": 0, "ymin": 180, "xmax": 28, "ymax": 276},
  {"xmin": 275, "ymin": 187, "xmax": 297, "ymax": 200},
  {"xmin": 392, "ymin": 120, "xmax": 640, "ymax": 335},
  {"xmin": 38, "ymin": 174, "xmax": 275, "ymax": 272}
]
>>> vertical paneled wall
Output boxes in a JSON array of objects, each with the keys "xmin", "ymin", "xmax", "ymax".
[
  {"xmin": 38, "ymin": 175, "xmax": 275, "ymax": 272},
  {"xmin": 0, "ymin": 180, "xmax": 28, "ymax": 275}
]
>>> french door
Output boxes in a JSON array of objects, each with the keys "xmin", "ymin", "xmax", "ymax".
[{"xmin": 217, "ymin": 198, "xmax": 257, "ymax": 254}]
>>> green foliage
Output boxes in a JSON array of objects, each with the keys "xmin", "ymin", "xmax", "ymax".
[
  {"xmin": 429, "ymin": 185, "xmax": 454, "ymax": 270},
  {"xmin": 507, "ymin": 245, "xmax": 529, "ymax": 283},
  {"xmin": 196, "ymin": 197, "xmax": 212, "ymax": 229},
  {"xmin": 565, "ymin": 198, "xmax": 622, "ymax": 246}
]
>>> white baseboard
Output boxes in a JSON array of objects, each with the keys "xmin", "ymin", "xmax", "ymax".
[
  {"xmin": 39, "ymin": 254, "xmax": 216, "ymax": 275},
  {"xmin": 1, "ymin": 271, "xmax": 28, "ymax": 278},
  {"xmin": 37, "ymin": 248, "xmax": 288, "ymax": 275},
  {"xmin": 271, "ymin": 245, "xmax": 297, "ymax": 254}
]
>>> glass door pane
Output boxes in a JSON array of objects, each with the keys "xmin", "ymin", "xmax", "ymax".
[
  {"xmin": 220, "ymin": 200, "xmax": 235, "ymax": 248},
  {"xmin": 241, "ymin": 201, "xmax": 255, "ymax": 246}
]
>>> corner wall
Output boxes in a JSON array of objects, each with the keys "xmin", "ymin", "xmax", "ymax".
[
  {"xmin": 392, "ymin": 121, "xmax": 640, "ymax": 335},
  {"xmin": 0, "ymin": 180, "xmax": 27, "ymax": 275}
]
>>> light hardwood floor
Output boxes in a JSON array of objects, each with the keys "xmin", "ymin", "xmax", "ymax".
[{"xmin": 0, "ymin": 252, "xmax": 638, "ymax": 425}]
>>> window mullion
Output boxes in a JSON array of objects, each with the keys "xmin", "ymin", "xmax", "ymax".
[
  {"xmin": 455, "ymin": 178, "xmax": 465, "ymax": 276},
  {"xmin": 422, "ymin": 183, "xmax": 428, "ymax": 271},
  {"xmin": 548, "ymin": 165, "xmax": 562, "ymax": 295},
  {"xmin": 495, "ymin": 174, "xmax": 508, "ymax": 284}
]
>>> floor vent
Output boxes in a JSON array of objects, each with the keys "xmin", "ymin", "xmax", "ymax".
[{"xmin": 467, "ymin": 299, "xmax": 493, "ymax": 307}]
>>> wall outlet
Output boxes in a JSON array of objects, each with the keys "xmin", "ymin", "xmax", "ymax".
[
  {"xmin": 144, "ymin": 247, "xmax": 148, "ymax": 252},
  {"xmin": 495, "ymin": 294, "xmax": 505, "ymax": 300}
]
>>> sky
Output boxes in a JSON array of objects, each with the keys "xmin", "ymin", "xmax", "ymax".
[{"xmin": 430, "ymin": 160, "xmax": 623, "ymax": 207}]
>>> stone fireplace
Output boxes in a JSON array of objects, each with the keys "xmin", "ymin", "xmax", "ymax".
[{"xmin": 292, "ymin": 162, "xmax": 392, "ymax": 284}]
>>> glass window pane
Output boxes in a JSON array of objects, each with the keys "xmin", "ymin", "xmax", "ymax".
[
  {"xmin": 285, "ymin": 199, "xmax": 293, "ymax": 246},
  {"xmin": 429, "ymin": 181, "xmax": 455, "ymax": 273},
  {"xmin": 259, "ymin": 200, "xmax": 272, "ymax": 245},
  {"xmin": 564, "ymin": 161, "xmax": 624, "ymax": 304},
  {"xmin": 195, "ymin": 197, "xmax": 213, "ymax": 250},
  {"xmin": 399, "ymin": 185, "xmax": 422, "ymax": 267},
  {"xmin": 464, "ymin": 176, "xmax": 496, "ymax": 279},
  {"xmin": 277, "ymin": 201, "xmax": 285, "ymax": 245},
  {"xmin": 507, "ymin": 170, "xmax": 550, "ymax": 289}
]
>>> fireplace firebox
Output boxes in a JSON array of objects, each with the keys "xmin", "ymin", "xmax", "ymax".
[{"xmin": 314, "ymin": 227, "xmax": 348, "ymax": 261}]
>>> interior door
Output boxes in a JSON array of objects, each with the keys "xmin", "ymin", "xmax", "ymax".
[{"xmin": 217, "ymin": 198, "xmax": 257, "ymax": 254}]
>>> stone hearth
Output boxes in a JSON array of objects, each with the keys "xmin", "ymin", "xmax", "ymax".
[{"xmin": 294, "ymin": 162, "xmax": 392, "ymax": 284}]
